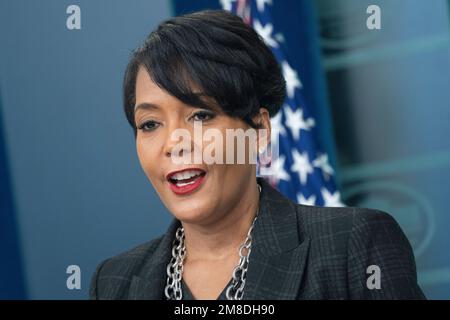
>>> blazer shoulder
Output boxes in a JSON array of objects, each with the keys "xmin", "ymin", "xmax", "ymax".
[
  {"xmin": 294, "ymin": 204, "xmax": 406, "ymax": 263},
  {"xmin": 295, "ymin": 204, "xmax": 425, "ymax": 299},
  {"xmin": 89, "ymin": 235, "xmax": 164, "ymax": 299},
  {"xmin": 110, "ymin": 235, "xmax": 164, "ymax": 261},
  {"xmin": 296, "ymin": 204, "xmax": 396, "ymax": 239}
]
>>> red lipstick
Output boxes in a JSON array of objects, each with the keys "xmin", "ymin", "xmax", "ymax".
[{"xmin": 166, "ymin": 168, "xmax": 206, "ymax": 196}]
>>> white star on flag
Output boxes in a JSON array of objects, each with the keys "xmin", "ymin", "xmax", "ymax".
[
  {"xmin": 282, "ymin": 61, "xmax": 302, "ymax": 98},
  {"xmin": 253, "ymin": 20, "xmax": 278, "ymax": 48},
  {"xmin": 220, "ymin": 0, "xmax": 235, "ymax": 11},
  {"xmin": 321, "ymin": 188, "xmax": 344, "ymax": 207},
  {"xmin": 297, "ymin": 193, "xmax": 316, "ymax": 206},
  {"xmin": 270, "ymin": 154, "xmax": 290, "ymax": 182},
  {"xmin": 256, "ymin": 0, "xmax": 272, "ymax": 12},
  {"xmin": 284, "ymin": 105, "xmax": 315, "ymax": 141},
  {"xmin": 312, "ymin": 153, "xmax": 334, "ymax": 180},
  {"xmin": 291, "ymin": 149, "xmax": 313, "ymax": 185}
]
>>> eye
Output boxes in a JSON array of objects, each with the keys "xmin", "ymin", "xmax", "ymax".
[
  {"xmin": 137, "ymin": 120, "xmax": 160, "ymax": 132},
  {"xmin": 190, "ymin": 110, "xmax": 216, "ymax": 122}
]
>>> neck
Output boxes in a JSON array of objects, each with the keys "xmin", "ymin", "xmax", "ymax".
[{"xmin": 181, "ymin": 179, "xmax": 260, "ymax": 262}]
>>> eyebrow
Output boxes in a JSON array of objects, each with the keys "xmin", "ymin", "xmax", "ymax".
[{"xmin": 134, "ymin": 102, "xmax": 160, "ymax": 112}]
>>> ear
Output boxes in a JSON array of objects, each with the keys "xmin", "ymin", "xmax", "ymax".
[{"xmin": 252, "ymin": 107, "xmax": 271, "ymax": 154}]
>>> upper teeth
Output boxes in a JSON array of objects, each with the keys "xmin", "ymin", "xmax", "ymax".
[{"xmin": 171, "ymin": 170, "xmax": 203, "ymax": 181}]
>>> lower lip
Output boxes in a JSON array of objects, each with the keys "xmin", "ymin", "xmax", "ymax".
[{"xmin": 169, "ymin": 174, "xmax": 206, "ymax": 195}]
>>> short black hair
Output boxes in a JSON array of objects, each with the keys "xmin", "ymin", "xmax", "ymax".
[{"xmin": 123, "ymin": 9, "xmax": 286, "ymax": 135}]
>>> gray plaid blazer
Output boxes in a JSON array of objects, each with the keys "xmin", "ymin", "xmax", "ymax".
[{"xmin": 90, "ymin": 177, "xmax": 426, "ymax": 300}]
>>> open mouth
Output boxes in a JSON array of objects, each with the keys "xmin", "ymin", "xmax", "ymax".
[{"xmin": 166, "ymin": 169, "xmax": 207, "ymax": 195}]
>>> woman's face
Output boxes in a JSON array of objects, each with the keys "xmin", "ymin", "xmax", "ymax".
[{"xmin": 134, "ymin": 66, "xmax": 269, "ymax": 225}]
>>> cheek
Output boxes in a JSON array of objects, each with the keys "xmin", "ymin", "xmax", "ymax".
[{"xmin": 136, "ymin": 138, "xmax": 158, "ymax": 179}]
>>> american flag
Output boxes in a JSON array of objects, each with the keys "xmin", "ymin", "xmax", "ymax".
[{"xmin": 222, "ymin": 0, "xmax": 343, "ymax": 207}]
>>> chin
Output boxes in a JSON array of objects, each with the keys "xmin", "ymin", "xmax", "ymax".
[
  {"xmin": 171, "ymin": 210, "xmax": 213, "ymax": 225},
  {"xmin": 164, "ymin": 198, "xmax": 213, "ymax": 223}
]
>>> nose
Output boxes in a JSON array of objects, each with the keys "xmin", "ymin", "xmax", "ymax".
[{"xmin": 163, "ymin": 121, "xmax": 194, "ymax": 162}]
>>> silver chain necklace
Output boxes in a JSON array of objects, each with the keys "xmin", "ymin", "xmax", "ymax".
[{"xmin": 165, "ymin": 184, "xmax": 261, "ymax": 300}]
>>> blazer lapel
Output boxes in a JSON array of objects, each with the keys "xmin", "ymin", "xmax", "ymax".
[{"xmin": 243, "ymin": 178, "xmax": 310, "ymax": 300}]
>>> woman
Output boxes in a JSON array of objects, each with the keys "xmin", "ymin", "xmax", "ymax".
[{"xmin": 90, "ymin": 10, "xmax": 425, "ymax": 300}]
